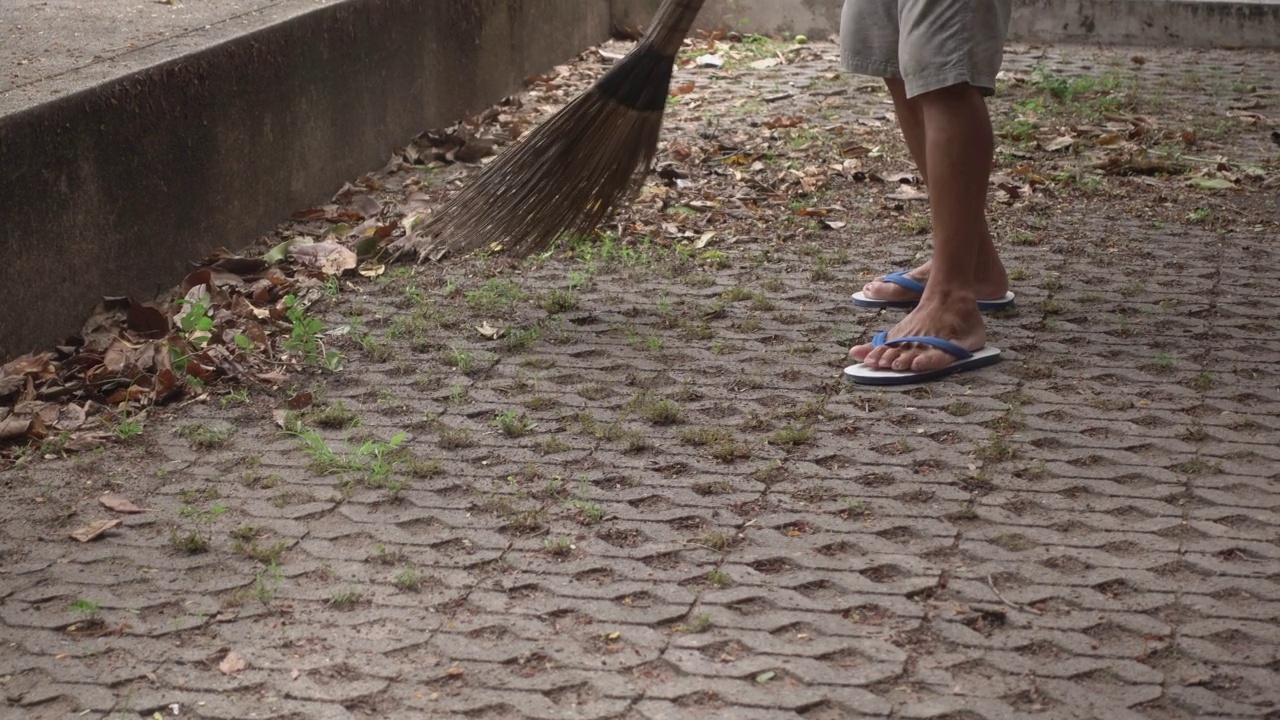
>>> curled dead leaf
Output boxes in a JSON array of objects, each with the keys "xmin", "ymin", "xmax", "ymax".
[
  {"xmin": 70, "ymin": 518, "xmax": 124, "ymax": 543},
  {"xmin": 0, "ymin": 412, "xmax": 31, "ymax": 440},
  {"xmin": 291, "ymin": 241, "xmax": 358, "ymax": 276}
]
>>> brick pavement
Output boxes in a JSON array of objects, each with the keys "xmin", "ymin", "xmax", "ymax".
[{"xmin": 1, "ymin": 42, "xmax": 1278, "ymax": 719}]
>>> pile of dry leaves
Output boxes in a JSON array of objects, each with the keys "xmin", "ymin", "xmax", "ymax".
[{"xmin": 0, "ymin": 195, "xmax": 404, "ymax": 455}]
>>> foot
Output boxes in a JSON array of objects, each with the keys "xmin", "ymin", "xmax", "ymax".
[
  {"xmin": 850, "ymin": 294, "xmax": 987, "ymax": 373},
  {"xmin": 858, "ymin": 259, "xmax": 1011, "ymax": 305}
]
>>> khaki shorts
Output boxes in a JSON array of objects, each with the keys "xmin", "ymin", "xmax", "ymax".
[{"xmin": 840, "ymin": 0, "xmax": 1012, "ymax": 98}]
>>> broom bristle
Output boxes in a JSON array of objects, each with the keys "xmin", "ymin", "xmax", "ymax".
[{"xmin": 394, "ymin": 0, "xmax": 705, "ymax": 263}]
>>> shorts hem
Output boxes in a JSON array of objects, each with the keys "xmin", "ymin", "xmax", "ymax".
[
  {"xmin": 904, "ymin": 66, "xmax": 998, "ymax": 98},
  {"xmin": 841, "ymin": 54, "xmax": 900, "ymax": 80}
]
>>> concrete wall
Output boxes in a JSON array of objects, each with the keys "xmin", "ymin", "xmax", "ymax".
[{"xmin": 0, "ymin": 0, "xmax": 612, "ymax": 360}]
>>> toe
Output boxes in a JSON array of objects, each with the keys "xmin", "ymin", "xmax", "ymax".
[
  {"xmin": 890, "ymin": 347, "xmax": 919, "ymax": 371},
  {"xmin": 877, "ymin": 347, "xmax": 902, "ymax": 369},
  {"xmin": 849, "ymin": 341, "xmax": 875, "ymax": 362},
  {"xmin": 910, "ymin": 348, "xmax": 957, "ymax": 373}
]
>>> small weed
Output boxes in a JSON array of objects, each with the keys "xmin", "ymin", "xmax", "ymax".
[
  {"xmin": 978, "ymin": 434, "xmax": 1017, "ymax": 463},
  {"xmin": 710, "ymin": 442, "xmax": 752, "ymax": 463},
  {"xmin": 466, "ymin": 278, "xmax": 525, "ymax": 314},
  {"xmin": 538, "ymin": 437, "xmax": 572, "ymax": 455},
  {"xmin": 569, "ymin": 500, "xmax": 606, "ymax": 525},
  {"xmin": 542, "ymin": 289, "xmax": 579, "ymax": 314},
  {"xmin": 249, "ymin": 562, "xmax": 284, "ymax": 604},
  {"xmin": 232, "ymin": 538, "xmax": 287, "ymax": 564},
  {"xmin": 699, "ymin": 532, "xmax": 734, "ymax": 552},
  {"xmin": 640, "ymin": 398, "xmax": 683, "ymax": 425},
  {"xmin": 393, "ymin": 567, "xmax": 421, "ymax": 592},
  {"xmin": 1186, "ymin": 207, "xmax": 1212, "ymax": 224},
  {"xmin": 994, "ymin": 533, "xmax": 1033, "ymax": 551},
  {"xmin": 707, "ymin": 570, "xmax": 730, "ymax": 587},
  {"xmin": 1192, "ymin": 371, "xmax": 1215, "ymax": 391},
  {"xmin": 441, "ymin": 346, "xmax": 477, "ymax": 374},
  {"xmin": 356, "ymin": 333, "xmax": 394, "ymax": 362},
  {"xmin": 524, "ymin": 394, "xmax": 562, "ymax": 412},
  {"xmin": 678, "ymin": 612, "xmax": 713, "ymax": 633},
  {"xmin": 502, "ymin": 326, "xmax": 541, "ymax": 351},
  {"xmin": 177, "ymin": 423, "xmax": 234, "ymax": 450},
  {"xmin": 1182, "ymin": 421, "xmax": 1207, "ymax": 442},
  {"xmin": 310, "ymin": 401, "xmax": 360, "ymax": 429},
  {"xmin": 543, "ymin": 537, "xmax": 576, "ymax": 557},
  {"xmin": 171, "ymin": 501, "xmax": 227, "ymax": 554},
  {"xmin": 1119, "ymin": 282, "xmax": 1147, "ymax": 298},
  {"xmin": 229, "ymin": 524, "xmax": 258, "ymax": 541},
  {"xmin": 170, "ymin": 529, "xmax": 209, "ymax": 554},
  {"xmin": 679, "ymin": 427, "xmax": 733, "ymax": 446},
  {"xmin": 1177, "ymin": 457, "xmax": 1218, "ymax": 475},
  {"xmin": 622, "ymin": 432, "xmax": 650, "ymax": 453},
  {"xmin": 328, "ymin": 588, "xmax": 362, "ymax": 608},
  {"xmin": 806, "ymin": 255, "xmax": 837, "ymax": 283},
  {"xmin": 69, "ymin": 598, "xmax": 102, "ymax": 624},
  {"xmin": 408, "ymin": 456, "xmax": 443, "ymax": 477},
  {"xmin": 178, "ymin": 486, "xmax": 221, "ymax": 503},
  {"xmin": 841, "ymin": 498, "xmax": 868, "ymax": 517},
  {"xmin": 770, "ymin": 424, "xmax": 814, "ymax": 447},
  {"xmin": 437, "ymin": 426, "xmax": 475, "ymax": 449},
  {"xmin": 370, "ymin": 543, "xmax": 408, "ymax": 565},
  {"xmin": 220, "ymin": 388, "xmax": 251, "ymax": 406},
  {"xmin": 493, "ymin": 410, "xmax": 536, "ymax": 438},
  {"xmin": 898, "ymin": 215, "xmax": 932, "ymax": 236},
  {"xmin": 692, "ymin": 480, "xmax": 734, "ymax": 496},
  {"xmin": 281, "ymin": 294, "xmax": 342, "ymax": 371},
  {"xmin": 1039, "ymin": 298, "xmax": 1066, "ymax": 315},
  {"xmin": 448, "ymin": 383, "xmax": 470, "ymax": 405}
]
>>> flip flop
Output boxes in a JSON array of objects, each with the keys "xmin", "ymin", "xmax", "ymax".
[
  {"xmin": 851, "ymin": 270, "xmax": 1016, "ymax": 312},
  {"xmin": 844, "ymin": 331, "xmax": 1003, "ymax": 386}
]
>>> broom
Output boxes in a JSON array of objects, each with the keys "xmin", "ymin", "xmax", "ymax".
[{"xmin": 388, "ymin": 0, "xmax": 706, "ymax": 263}]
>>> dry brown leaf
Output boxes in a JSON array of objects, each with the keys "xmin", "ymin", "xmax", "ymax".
[
  {"xmin": 290, "ymin": 241, "xmax": 358, "ymax": 276},
  {"xmin": 100, "ymin": 494, "xmax": 146, "ymax": 514},
  {"xmin": 54, "ymin": 403, "xmax": 87, "ymax": 431},
  {"xmin": 219, "ymin": 651, "xmax": 248, "ymax": 675},
  {"xmin": 1040, "ymin": 135, "xmax": 1076, "ymax": 152},
  {"xmin": 65, "ymin": 431, "xmax": 113, "ymax": 453},
  {"xmin": 70, "ymin": 518, "xmax": 124, "ymax": 543},
  {"xmin": 0, "ymin": 413, "xmax": 30, "ymax": 440},
  {"xmin": 887, "ymin": 185, "xmax": 928, "ymax": 201}
]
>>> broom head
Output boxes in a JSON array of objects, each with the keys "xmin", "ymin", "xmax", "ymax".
[{"xmin": 391, "ymin": 0, "xmax": 705, "ymax": 263}]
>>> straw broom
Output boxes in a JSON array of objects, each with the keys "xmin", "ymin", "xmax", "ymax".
[{"xmin": 388, "ymin": 0, "xmax": 705, "ymax": 263}]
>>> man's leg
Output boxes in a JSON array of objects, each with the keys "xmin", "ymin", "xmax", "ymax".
[
  {"xmin": 850, "ymin": 82, "xmax": 996, "ymax": 372},
  {"xmin": 856, "ymin": 80, "xmax": 1010, "ymax": 306}
]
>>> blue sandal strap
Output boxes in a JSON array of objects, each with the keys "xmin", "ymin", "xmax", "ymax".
[
  {"xmin": 871, "ymin": 331, "xmax": 974, "ymax": 360},
  {"xmin": 880, "ymin": 270, "xmax": 926, "ymax": 295}
]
